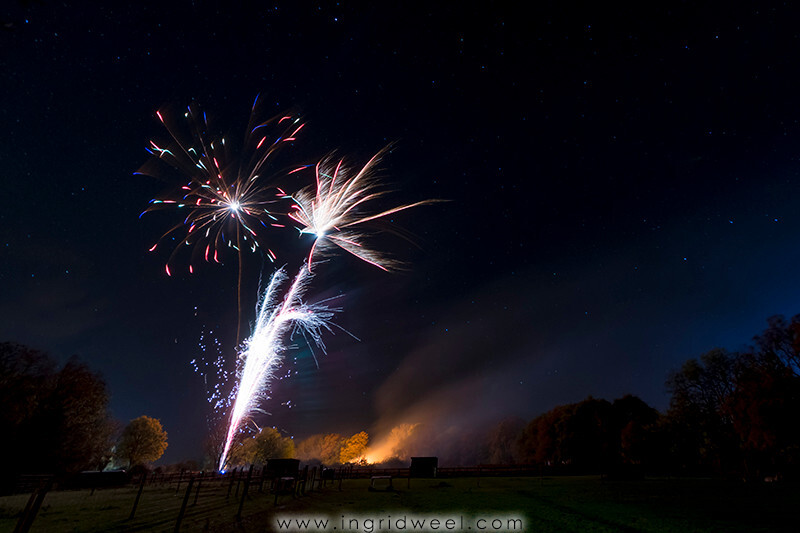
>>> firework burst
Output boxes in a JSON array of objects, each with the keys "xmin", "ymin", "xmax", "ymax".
[
  {"xmin": 138, "ymin": 96, "xmax": 305, "ymax": 276},
  {"xmin": 286, "ymin": 148, "xmax": 439, "ymax": 271}
]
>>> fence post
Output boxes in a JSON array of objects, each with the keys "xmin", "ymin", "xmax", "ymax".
[
  {"xmin": 236, "ymin": 464, "xmax": 254, "ymax": 521},
  {"xmin": 174, "ymin": 476, "xmax": 195, "ymax": 533},
  {"xmin": 235, "ymin": 468, "xmax": 243, "ymax": 499},
  {"xmin": 175, "ymin": 469, "xmax": 184, "ymax": 495},
  {"xmin": 226, "ymin": 468, "xmax": 237, "ymax": 500},
  {"xmin": 300, "ymin": 465, "xmax": 309, "ymax": 495},
  {"xmin": 309, "ymin": 466, "xmax": 317, "ymax": 492},
  {"xmin": 193, "ymin": 471, "xmax": 204, "ymax": 506},
  {"xmin": 13, "ymin": 478, "xmax": 53, "ymax": 533},
  {"xmin": 128, "ymin": 472, "xmax": 148, "ymax": 521},
  {"xmin": 258, "ymin": 464, "xmax": 266, "ymax": 493}
]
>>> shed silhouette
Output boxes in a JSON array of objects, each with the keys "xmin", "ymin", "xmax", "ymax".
[{"xmin": 409, "ymin": 457, "xmax": 438, "ymax": 477}]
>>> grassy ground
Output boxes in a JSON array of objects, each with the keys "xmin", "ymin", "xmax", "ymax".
[{"xmin": 0, "ymin": 476, "xmax": 797, "ymax": 532}]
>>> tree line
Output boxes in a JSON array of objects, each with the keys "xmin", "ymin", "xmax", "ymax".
[
  {"xmin": 3, "ymin": 313, "xmax": 799, "ymax": 483},
  {"xmin": 510, "ymin": 315, "xmax": 800, "ymax": 480}
]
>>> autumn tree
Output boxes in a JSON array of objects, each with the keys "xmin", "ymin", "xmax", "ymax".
[
  {"xmin": 296, "ymin": 433, "xmax": 344, "ymax": 464},
  {"xmin": 340, "ymin": 431, "xmax": 369, "ymax": 464},
  {"xmin": 228, "ymin": 427, "xmax": 294, "ymax": 466},
  {"xmin": 725, "ymin": 362, "xmax": 800, "ymax": 477},
  {"xmin": 518, "ymin": 403, "xmax": 576, "ymax": 466},
  {"xmin": 726, "ymin": 317, "xmax": 800, "ymax": 478},
  {"xmin": 117, "ymin": 415, "xmax": 168, "ymax": 467}
]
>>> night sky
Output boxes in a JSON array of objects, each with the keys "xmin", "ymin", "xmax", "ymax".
[{"xmin": 4, "ymin": 1, "xmax": 800, "ymax": 464}]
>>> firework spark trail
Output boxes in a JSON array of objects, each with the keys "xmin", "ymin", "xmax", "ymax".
[
  {"xmin": 191, "ymin": 325, "xmax": 235, "ymax": 417},
  {"xmin": 219, "ymin": 265, "xmax": 335, "ymax": 470},
  {"xmin": 138, "ymin": 98, "xmax": 304, "ymax": 275},
  {"xmin": 286, "ymin": 148, "xmax": 440, "ymax": 271}
]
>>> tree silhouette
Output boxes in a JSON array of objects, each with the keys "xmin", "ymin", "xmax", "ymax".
[
  {"xmin": 662, "ymin": 316, "xmax": 800, "ymax": 477},
  {"xmin": 612, "ymin": 394, "xmax": 659, "ymax": 467},
  {"xmin": 518, "ymin": 395, "xmax": 660, "ymax": 473},
  {"xmin": 203, "ymin": 419, "xmax": 228, "ymax": 470},
  {"xmin": 47, "ymin": 357, "xmax": 118, "ymax": 472},
  {"xmin": 752, "ymin": 314, "xmax": 800, "ymax": 377},
  {"xmin": 0, "ymin": 343, "xmax": 116, "ymax": 482},
  {"xmin": 486, "ymin": 417, "xmax": 524, "ymax": 464},
  {"xmin": 665, "ymin": 348, "xmax": 739, "ymax": 473}
]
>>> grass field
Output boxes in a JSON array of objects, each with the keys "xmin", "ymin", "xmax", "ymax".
[{"xmin": 1, "ymin": 476, "xmax": 798, "ymax": 532}]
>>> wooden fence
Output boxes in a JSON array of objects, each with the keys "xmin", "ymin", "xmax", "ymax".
[{"xmin": 6, "ymin": 463, "xmax": 539, "ymax": 532}]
